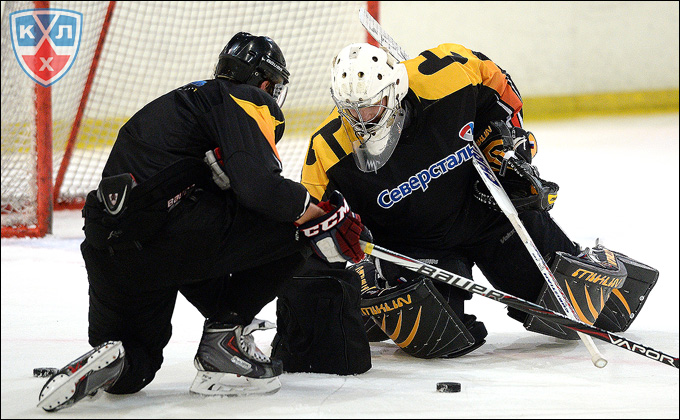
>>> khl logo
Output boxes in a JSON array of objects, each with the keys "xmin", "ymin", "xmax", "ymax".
[{"xmin": 9, "ymin": 8, "xmax": 82, "ymax": 87}]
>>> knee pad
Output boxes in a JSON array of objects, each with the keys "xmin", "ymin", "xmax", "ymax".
[
  {"xmin": 524, "ymin": 244, "xmax": 628, "ymax": 340},
  {"xmin": 360, "ymin": 277, "xmax": 487, "ymax": 358}
]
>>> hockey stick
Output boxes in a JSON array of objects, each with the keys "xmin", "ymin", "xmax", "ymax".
[
  {"xmin": 358, "ymin": 7, "xmax": 607, "ymax": 368},
  {"xmin": 361, "ymin": 241, "xmax": 679, "ymax": 369},
  {"xmin": 467, "ymin": 133, "xmax": 607, "ymax": 368},
  {"xmin": 359, "ymin": 8, "xmax": 410, "ymax": 62}
]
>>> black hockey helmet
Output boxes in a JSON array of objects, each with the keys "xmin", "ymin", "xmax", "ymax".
[{"xmin": 215, "ymin": 32, "xmax": 290, "ymax": 106}]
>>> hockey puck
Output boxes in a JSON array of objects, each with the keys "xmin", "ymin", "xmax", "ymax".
[
  {"xmin": 33, "ymin": 367, "xmax": 59, "ymax": 378},
  {"xmin": 436, "ymin": 382, "xmax": 461, "ymax": 393}
]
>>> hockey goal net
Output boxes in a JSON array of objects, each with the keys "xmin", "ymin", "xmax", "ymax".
[{"xmin": 2, "ymin": 1, "xmax": 378, "ymax": 237}]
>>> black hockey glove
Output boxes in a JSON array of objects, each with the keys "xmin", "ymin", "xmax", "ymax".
[
  {"xmin": 477, "ymin": 120, "xmax": 536, "ymax": 171},
  {"xmin": 297, "ymin": 191, "xmax": 372, "ymax": 264},
  {"xmin": 503, "ymin": 156, "xmax": 559, "ymax": 211},
  {"xmin": 486, "ymin": 120, "xmax": 536, "ymax": 175},
  {"xmin": 474, "ymin": 121, "xmax": 558, "ymax": 212}
]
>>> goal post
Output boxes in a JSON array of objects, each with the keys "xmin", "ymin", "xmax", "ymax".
[
  {"xmin": 2, "ymin": 0, "xmax": 54, "ymax": 238},
  {"xmin": 1, "ymin": 0, "xmax": 379, "ymax": 237}
]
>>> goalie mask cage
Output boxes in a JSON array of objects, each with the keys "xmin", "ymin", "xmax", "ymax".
[{"xmin": 1, "ymin": 0, "xmax": 380, "ymax": 237}]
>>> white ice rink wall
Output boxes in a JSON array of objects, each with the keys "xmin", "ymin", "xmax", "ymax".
[{"xmin": 379, "ymin": 1, "xmax": 679, "ymax": 119}]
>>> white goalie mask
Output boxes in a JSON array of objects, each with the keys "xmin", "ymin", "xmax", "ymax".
[{"xmin": 330, "ymin": 43, "xmax": 409, "ymax": 172}]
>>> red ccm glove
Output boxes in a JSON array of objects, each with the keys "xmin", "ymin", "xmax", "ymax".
[{"xmin": 297, "ymin": 191, "xmax": 370, "ymax": 264}]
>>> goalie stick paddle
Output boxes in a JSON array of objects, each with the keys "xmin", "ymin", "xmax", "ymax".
[
  {"xmin": 358, "ymin": 6, "xmax": 608, "ymax": 368},
  {"xmin": 361, "ymin": 241, "xmax": 679, "ymax": 370}
]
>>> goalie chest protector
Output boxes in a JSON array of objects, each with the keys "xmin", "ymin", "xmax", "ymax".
[{"xmin": 271, "ymin": 268, "xmax": 371, "ymax": 375}]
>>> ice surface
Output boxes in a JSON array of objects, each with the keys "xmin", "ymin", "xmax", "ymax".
[{"xmin": 2, "ymin": 113, "xmax": 678, "ymax": 418}]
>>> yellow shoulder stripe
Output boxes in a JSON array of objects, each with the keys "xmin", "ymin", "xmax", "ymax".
[
  {"xmin": 301, "ymin": 110, "xmax": 354, "ymax": 201},
  {"xmin": 230, "ymin": 94, "xmax": 283, "ymax": 160},
  {"xmin": 403, "ymin": 43, "xmax": 483, "ymax": 101}
]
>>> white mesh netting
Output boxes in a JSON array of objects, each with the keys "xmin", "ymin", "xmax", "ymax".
[{"xmin": 2, "ymin": 1, "xmax": 367, "ymax": 233}]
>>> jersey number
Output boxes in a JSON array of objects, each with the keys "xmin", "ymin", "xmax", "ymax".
[{"xmin": 418, "ymin": 50, "xmax": 468, "ymax": 75}]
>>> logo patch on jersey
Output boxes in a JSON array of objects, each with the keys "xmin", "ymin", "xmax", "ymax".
[
  {"xmin": 178, "ymin": 80, "xmax": 207, "ymax": 92},
  {"xmin": 459, "ymin": 122, "xmax": 474, "ymax": 142},
  {"xmin": 377, "ymin": 144, "xmax": 474, "ymax": 209},
  {"xmin": 9, "ymin": 8, "xmax": 82, "ymax": 87}
]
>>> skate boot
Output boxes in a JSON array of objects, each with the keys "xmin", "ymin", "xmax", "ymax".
[
  {"xmin": 191, "ymin": 318, "xmax": 282, "ymax": 397},
  {"xmin": 38, "ymin": 341, "xmax": 125, "ymax": 412}
]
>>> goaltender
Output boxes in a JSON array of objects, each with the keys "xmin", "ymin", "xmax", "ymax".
[{"xmin": 294, "ymin": 42, "xmax": 659, "ymax": 360}]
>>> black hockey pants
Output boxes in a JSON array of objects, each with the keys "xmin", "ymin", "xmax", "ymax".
[
  {"xmin": 453, "ymin": 209, "xmax": 580, "ymax": 322},
  {"xmin": 82, "ymin": 187, "xmax": 307, "ymax": 394}
]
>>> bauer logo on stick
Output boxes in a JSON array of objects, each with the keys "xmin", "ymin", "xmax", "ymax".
[{"xmin": 9, "ymin": 8, "xmax": 82, "ymax": 87}]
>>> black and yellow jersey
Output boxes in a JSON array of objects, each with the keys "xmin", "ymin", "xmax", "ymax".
[
  {"xmin": 301, "ymin": 43, "xmax": 524, "ymax": 250},
  {"xmin": 104, "ymin": 78, "xmax": 309, "ymax": 222}
]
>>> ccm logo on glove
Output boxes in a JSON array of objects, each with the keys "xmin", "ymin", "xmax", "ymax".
[
  {"xmin": 298, "ymin": 200, "xmax": 349, "ymax": 237},
  {"xmin": 297, "ymin": 191, "xmax": 370, "ymax": 264}
]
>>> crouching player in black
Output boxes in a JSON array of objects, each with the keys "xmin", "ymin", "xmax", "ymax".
[
  {"xmin": 291, "ymin": 42, "xmax": 658, "ymax": 361},
  {"xmin": 37, "ymin": 33, "xmax": 370, "ymax": 412}
]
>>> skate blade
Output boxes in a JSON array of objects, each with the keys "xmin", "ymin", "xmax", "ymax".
[
  {"xmin": 37, "ymin": 341, "xmax": 123, "ymax": 412},
  {"xmin": 190, "ymin": 371, "xmax": 281, "ymax": 397}
]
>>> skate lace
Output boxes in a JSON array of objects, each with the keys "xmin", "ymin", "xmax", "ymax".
[{"xmin": 238, "ymin": 333, "xmax": 271, "ymax": 363}]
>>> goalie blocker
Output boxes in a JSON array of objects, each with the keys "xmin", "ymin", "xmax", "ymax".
[{"xmin": 524, "ymin": 243, "xmax": 658, "ymax": 339}]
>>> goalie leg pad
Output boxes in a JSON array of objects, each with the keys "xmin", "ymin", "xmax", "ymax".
[
  {"xmin": 524, "ymin": 245, "xmax": 628, "ymax": 340},
  {"xmin": 593, "ymin": 251, "xmax": 658, "ymax": 332},
  {"xmin": 360, "ymin": 278, "xmax": 486, "ymax": 358},
  {"xmin": 363, "ymin": 314, "xmax": 391, "ymax": 342}
]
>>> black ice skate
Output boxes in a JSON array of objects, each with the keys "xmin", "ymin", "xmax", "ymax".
[
  {"xmin": 191, "ymin": 318, "xmax": 282, "ymax": 397},
  {"xmin": 37, "ymin": 341, "xmax": 125, "ymax": 412}
]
